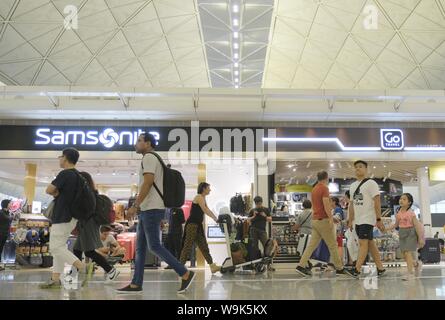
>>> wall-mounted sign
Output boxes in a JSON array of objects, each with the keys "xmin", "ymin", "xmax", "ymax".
[
  {"xmin": 35, "ymin": 128, "xmax": 160, "ymax": 149},
  {"xmin": 380, "ymin": 129, "xmax": 404, "ymax": 150}
]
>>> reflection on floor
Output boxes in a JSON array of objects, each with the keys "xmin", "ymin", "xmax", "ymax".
[{"xmin": 1, "ymin": 264, "xmax": 445, "ymax": 300}]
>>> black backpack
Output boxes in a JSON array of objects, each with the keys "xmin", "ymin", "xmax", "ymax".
[
  {"xmin": 230, "ymin": 194, "xmax": 245, "ymax": 214},
  {"xmin": 94, "ymin": 194, "xmax": 113, "ymax": 225},
  {"xmin": 70, "ymin": 170, "xmax": 96, "ymax": 221},
  {"xmin": 142, "ymin": 152, "xmax": 185, "ymax": 208}
]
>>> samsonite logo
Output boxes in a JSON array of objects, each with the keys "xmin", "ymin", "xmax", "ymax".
[
  {"xmin": 35, "ymin": 128, "xmax": 160, "ymax": 149},
  {"xmin": 380, "ymin": 129, "xmax": 404, "ymax": 150}
]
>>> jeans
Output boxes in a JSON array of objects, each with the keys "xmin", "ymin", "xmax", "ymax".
[
  {"xmin": 49, "ymin": 219, "xmax": 78, "ymax": 274},
  {"xmin": 132, "ymin": 209, "xmax": 187, "ymax": 287}
]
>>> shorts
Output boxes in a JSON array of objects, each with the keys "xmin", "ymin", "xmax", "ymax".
[{"xmin": 355, "ymin": 224, "xmax": 374, "ymax": 240}]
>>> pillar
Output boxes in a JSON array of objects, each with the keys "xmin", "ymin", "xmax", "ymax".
[
  {"xmin": 24, "ymin": 163, "xmax": 37, "ymax": 206},
  {"xmin": 417, "ymin": 167, "xmax": 432, "ymax": 237},
  {"xmin": 196, "ymin": 163, "xmax": 206, "ymax": 267}
]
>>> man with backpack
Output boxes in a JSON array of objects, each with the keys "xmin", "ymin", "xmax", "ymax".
[
  {"xmin": 40, "ymin": 148, "xmax": 90, "ymax": 289},
  {"xmin": 116, "ymin": 133, "xmax": 195, "ymax": 294}
]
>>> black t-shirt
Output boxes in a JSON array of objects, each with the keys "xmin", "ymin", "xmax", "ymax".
[
  {"xmin": 248, "ymin": 207, "xmax": 271, "ymax": 231},
  {"xmin": 0, "ymin": 209, "xmax": 12, "ymax": 236},
  {"xmin": 51, "ymin": 169, "xmax": 79, "ymax": 224}
]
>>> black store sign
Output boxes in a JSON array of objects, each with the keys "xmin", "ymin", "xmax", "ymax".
[{"xmin": 0, "ymin": 125, "xmax": 444, "ymax": 152}]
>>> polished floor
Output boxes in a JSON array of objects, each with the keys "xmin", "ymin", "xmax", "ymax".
[{"xmin": 1, "ymin": 264, "xmax": 445, "ymax": 300}]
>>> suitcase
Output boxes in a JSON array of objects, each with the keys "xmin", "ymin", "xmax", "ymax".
[
  {"xmin": 30, "ymin": 254, "xmax": 43, "ymax": 266},
  {"xmin": 311, "ymin": 240, "xmax": 330, "ymax": 263},
  {"xmin": 420, "ymin": 238, "xmax": 441, "ymax": 264},
  {"xmin": 117, "ymin": 232, "xmax": 137, "ymax": 261},
  {"xmin": 1, "ymin": 239, "xmax": 16, "ymax": 264},
  {"xmin": 297, "ymin": 234, "xmax": 311, "ymax": 257},
  {"xmin": 41, "ymin": 254, "xmax": 53, "ymax": 268}
]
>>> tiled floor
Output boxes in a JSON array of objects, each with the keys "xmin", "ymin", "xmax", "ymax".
[{"xmin": 1, "ymin": 264, "xmax": 445, "ymax": 300}]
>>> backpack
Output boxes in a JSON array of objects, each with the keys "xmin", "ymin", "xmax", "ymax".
[
  {"xmin": 230, "ymin": 194, "xmax": 245, "ymax": 214},
  {"xmin": 94, "ymin": 194, "xmax": 113, "ymax": 225},
  {"xmin": 142, "ymin": 152, "xmax": 185, "ymax": 208},
  {"xmin": 70, "ymin": 170, "xmax": 96, "ymax": 221}
]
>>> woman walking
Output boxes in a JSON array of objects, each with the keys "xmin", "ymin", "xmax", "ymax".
[
  {"xmin": 179, "ymin": 182, "xmax": 221, "ymax": 273},
  {"xmin": 73, "ymin": 171, "xmax": 120, "ymax": 283}
]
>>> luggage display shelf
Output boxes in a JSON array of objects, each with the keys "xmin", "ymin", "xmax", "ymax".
[{"xmin": 272, "ymin": 220, "xmax": 300, "ymax": 263}]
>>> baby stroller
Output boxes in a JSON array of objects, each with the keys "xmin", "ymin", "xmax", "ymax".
[{"xmin": 217, "ymin": 215, "xmax": 276, "ymax": 274}]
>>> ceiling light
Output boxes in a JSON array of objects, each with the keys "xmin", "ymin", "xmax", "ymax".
[
  {"xmin": 293, "ymin": 168, "xmax": 296, "ymax": 172},
  {"xmin": 112, "ymin": 171, "xmax": 116, "ymax": 176},
  {"xmin": 233, "ymin": 43, "xmax": 239, "ymax": 49},
  {"xmin": 233, "ymin": 31, "xmax": 239, "ymax": 39},
  {"xmin": 287, "ymin": 164, "xmax": 293, "ymax": 168},
  {"xmin": 234, "ymin": 62, "xmax": 239, "ymax": 67},
  {"xmin": 233, "ymin": 18, "xmax": 239, "ymax": 26},
  {"xmin": 306, "ymin": 161, "xmax": 311, "ymax": 168},
  {"xmin": 235, "ymin": 78, "xmax": 239, "ymax": 83},
  {"xmin": 383, "ymin": 164, "xmax": 386, "ymax": 168},
  {"xmin": 330, "ymin": 163, "xmax": 334, "ymax": 168},
  {"xmin": 373, "ymin": 166, "xmax": 376, "ymax": 169},
  {"xmin": 232, "ymin": 4, "xmax": 239, "ymax": 13},
  {"xmin": 234, "ymin": 53, "xmax": 239, "ymax": 59},
  {"xmin": 425, "ymin": 166, "xmax": 428, "ymax": 169},
  {"xmin": 234, "ymin": 70, "xmax": 239, "ymax": 76},
  {"xmin": 235, "ymin": 85, "xmax": 239, "ymax": 89}
]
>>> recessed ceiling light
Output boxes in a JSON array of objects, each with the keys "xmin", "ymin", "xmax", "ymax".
[
  {"xmin": 233, "ymin": 31, "xmax": 239, "ymax": 39},
  {"xmin": 235, "ymin": 78, "xmax": 239, "ymax": 83},
  {"xmin": 293, "ymin": 168, "xmax": 296, "ymax": 172},
  {"xmin": 232, "ymin": 4, "xmax": 239, "ymax": 13},
  {"xmin": 234, "ymin": 53, "xmax": 239, "ymax": 59},
  {"xmin": 233, "ymin": 43, "xmax": 239, "ymax": 49},
  {"xmin": 235, "ymin": 85, "xmax": 239, "ymax": 88},
  {"xmin": 330, "ymin": 163, "xmax": 334, "ymax": 168},
  {"xmin": 234, "ymin": 62, "xmax": 239, "ymax": 67},
  {"xmin": 234, "ymin": 70, "xmax": 239, "ymax": 76},
  {"xmin": 233, "ymin": 18, "xmax": 239, "ymax": 26},
  {"xmin": 287, "ymin": 164, "xmax": 293, "ymax": 168}
]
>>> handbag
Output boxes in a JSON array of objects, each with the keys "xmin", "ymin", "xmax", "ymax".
[{"xmin": 43, "ymin": 200, "xmax": 55, "ymax": 220}]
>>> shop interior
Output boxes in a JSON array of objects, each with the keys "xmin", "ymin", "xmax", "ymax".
[
  {"xmin": 270, "ymin": 159, "xmax": 445, "ymax": 267},
  {"xmin": 0, "ymin": 156, "xmax": 255, "ymax": 269}
]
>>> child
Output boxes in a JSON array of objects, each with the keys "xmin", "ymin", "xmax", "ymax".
[{"xmin": 390, "ymin": 193, "xmax": 425, "ymax": 281}]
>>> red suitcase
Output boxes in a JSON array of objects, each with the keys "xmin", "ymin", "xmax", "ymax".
[{"xmin": 117, "ymin": 233, "xmax": 136, "ymax": 261}]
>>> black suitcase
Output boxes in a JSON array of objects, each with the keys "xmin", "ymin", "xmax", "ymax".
[
  {"xmin": 420, "ymin": 238, "xmax": 441, "ymax": 263},
  {"xmin": 41, "ymin": 255, "xmax": 53, "ymax": 268},
  {"xmin": 1, "ymin": 239, "xmax": 16, "ymax": 264}
]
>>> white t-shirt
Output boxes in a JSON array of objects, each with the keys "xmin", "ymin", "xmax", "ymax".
[
  {"xmin": 139, "ymin": 153, "xmax": 165, "ymax": 211},
  {"xmin": 349, "ymin": 179, "xmax": 380, "ymax": 226}
]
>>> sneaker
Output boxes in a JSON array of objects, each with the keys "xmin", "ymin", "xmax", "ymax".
[
  {"xmin": 377, "ymin": 269, "xmax": 387, "ymax": 277},
  {"xmin": 178, "ymin": 271, "xmax": 196, "ymax": 294},
  {"xmin": 115, "ymin": 284, "xmax": 143, "ymax": 294},
  {"xmin": 343, "ymin": 268, "xmax": 360, "ymax": 279},
  {"xmin": 295, "ymin": 265, "xmax": 312, "ymax": 277},
  {"xmin": 335, "ymin": 268, "xmax": 347, "ymax": 276},
  {"xmin": 39, "ymin": 279, "xmax": 62, "ymax": 289},
  {"xmin": 105, "ymin": 267, "xmax": 120, "ymax": 283}
]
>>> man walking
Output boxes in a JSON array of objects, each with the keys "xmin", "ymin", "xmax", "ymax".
[
  {"xmin": 347, "ymin": 160, "xmax": 386, "ymax": 278},
  {"xmin": 295, "ymin": 171, "xmax": 354, "ymax": 277},
  {"xmin": 40, "ymin": 148, "xmax": 87, "ymax": 289},
  {"xmin": 116, "ymin": 132, "xmax": 195, "ymax": 294}
]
